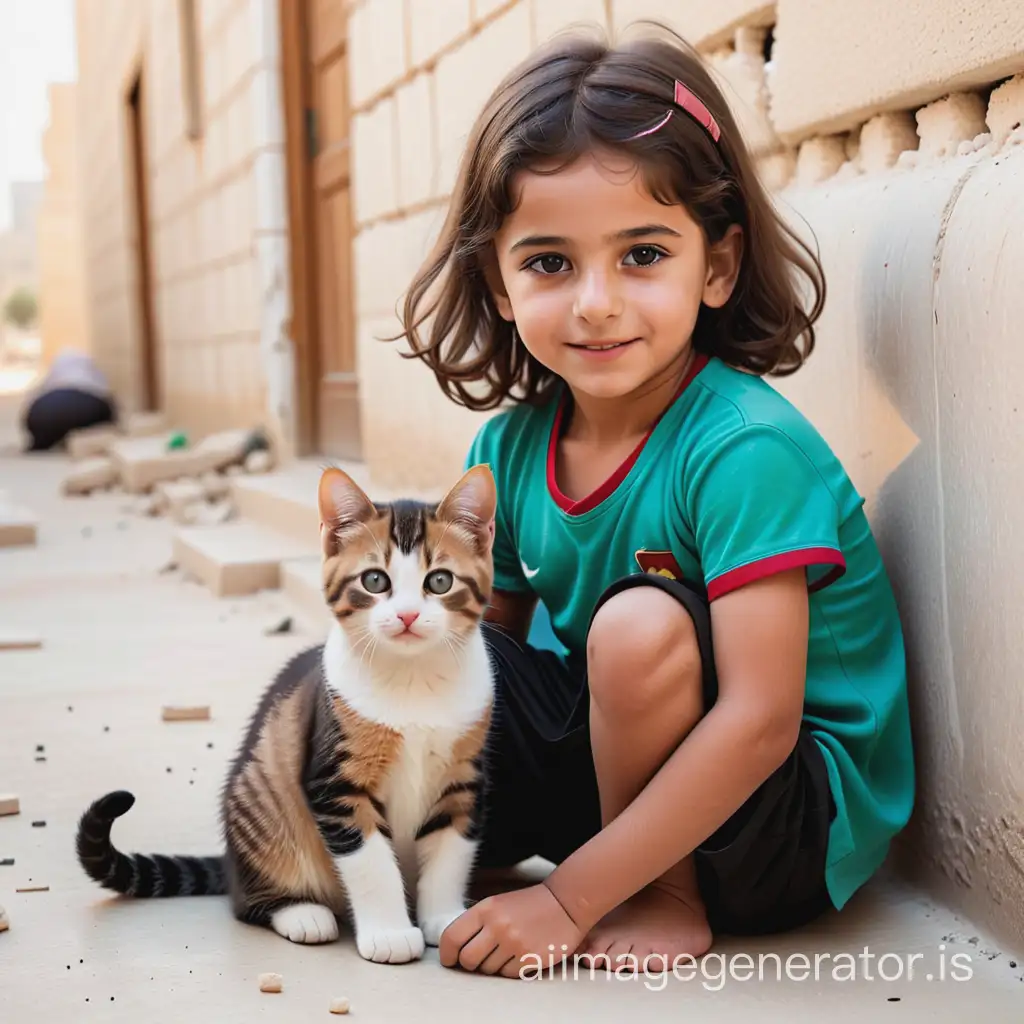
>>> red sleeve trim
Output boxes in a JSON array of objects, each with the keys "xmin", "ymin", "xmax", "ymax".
[{"xmin": 707, "ymin": 548, "xmax": 846, "ymax": 601}]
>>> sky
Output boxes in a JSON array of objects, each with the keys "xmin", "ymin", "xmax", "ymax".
[{"xmin": 0, "ymin": 0, "xmax": 77, "ymax": 230}]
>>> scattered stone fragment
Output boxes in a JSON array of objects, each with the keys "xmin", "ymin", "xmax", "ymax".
[
  {"xmin": 0, "ymin": 858, "xmax": 14, "ymax": 866},
  {"xmin": 162, "ymin": 705, "xmax": 211, "ymax": 722},
  {"xmin": 264, "ymin": 617, "xmax": 293, "ymax": 636},
  {"xmin": 199, "ymin": 471, "xmax": 231, "ymax": 500},
  {"xmin": 34, "ymin": 756, "xmax": 46, "ymax": 763},
  {"xmin": 329, "ymin": 996, "xmax": 351, "ymax": 1014},
  {"xmin": 0, "ymin": 634, "xmax": 42, "ymax": 652},
  {"xmin": 225, "ymin": 464, "xmax": 245, "ymax": 477},
  {"xmin": 62, "ymin": 456, "xmax": 118, "ymax": 496},
  {"xmin": 0, "ymin": 906, "xmax": 8, "ymax": 932},
  {"xmin": 157, "ymin": 479, "xmax": 207, "ymax": 521},
  {"xmin": 35, "ymin": 744, "xmax": 44, "ymax": 753},
  {"xmin": 258, "ymin": 972, "xmax": 283, "ymax": 993},
  {"xmin": 244, "ymin": 450, "xmax": 273, "ymax": 475},
  {"xmin": 193, "ymin": 499, "xmax": 235, "ymax": 526},
  {"xmin": 0, "ymin": 496, "xmax": 37, "ymax": 548},
  {"xmin": 15, "ymin": 885, "xmax": 49, "ymax": 893},
  {"xmin": 0, "ymin": 795, "xmax": 20, "ymax": 817},
  {"xmin": 31, "ymin": 820, "xmax": 46, "ymax": 828},
  {"xmin": 159, "ymin": 560, "xmax": 178, "ymax": 575}
]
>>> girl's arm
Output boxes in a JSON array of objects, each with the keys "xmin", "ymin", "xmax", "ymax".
[
  {"xmin": 542, "ymin": 568, "xmax": 809, "ymax": 931},
  {"xmin": 485, "ymin": 589, "xmax": 538, "ymax": 645}
]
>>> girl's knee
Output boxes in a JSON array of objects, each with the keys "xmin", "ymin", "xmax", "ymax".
[{"xmin": 587, "ymin": 586, "xmax": 703, "ymax": 718}]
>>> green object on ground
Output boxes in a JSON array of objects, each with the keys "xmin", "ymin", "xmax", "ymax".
[{"xmin": 166, "ymin": 431, "xmax": 188, "ymax": 451}]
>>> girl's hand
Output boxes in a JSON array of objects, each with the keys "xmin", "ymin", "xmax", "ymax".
[{"xmin": 438, "ymin": 883, "xmax": 583, "ymax": 979}]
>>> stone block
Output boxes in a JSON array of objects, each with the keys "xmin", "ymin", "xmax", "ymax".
[
  {"xmin": 111, "ymin": 429, "xmax": 251, "ymax": 493},
  {"xmin": 155, "ymin": 479, "xmax": 207, "ymax": 517},
  {"xmin": 61, "ymin": 457, "xmax": 118, "ymax": 496},
  {"xmin": 859, "ymin": 112, "xmax": 919, "ymax": 173},
  {"xmin": 916, "ymin": 93, "xmax": 987, "ymax": 160},
  {"xmin": 353, "ymin": 98, "xmax": 399, "ymax": 225},
  {"xmin": 435, "ymin": 2, "xmax": 532, "ymax": 197},
  {"xmin": 0, "ymin": 499, "xmax": 38, "ymax": 548},
  {"xmin": 795, "ymin": 135, "xmax": 847, "ymax": 185},
  {"xmin": 770, "ymin": 0, "xmax": 1024, "ymax": 142},
  {"xmin": 409, "ymin": 0, "xmax": 471, "ymax": 66},
  {"xmin": 349, "ymin": 0, "xmax": 406, "ymax": 108},
  {"xmin": 986, "ymin": 74, "xmax": 1024, "ymax": 144},
  {"xmin": 66, "ymin": 424, "xmax": 121, "ymax": 460},
  {"xmin": 124, "ymin": 411, "xmax": 169, "ymax": 437}
]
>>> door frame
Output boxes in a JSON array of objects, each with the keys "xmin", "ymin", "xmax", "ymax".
[
  {"xmin": 125, "ymin": 64, "xmax": 161, "ymax": 412},
  {"xmin": 279, "ymin": 0, "xmax": 319, "ymax": 455}
]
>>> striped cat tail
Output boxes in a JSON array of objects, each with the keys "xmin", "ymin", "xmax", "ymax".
[{"xmin": 76, "ymin": 790, "xmax": 227, "ymax": 897}]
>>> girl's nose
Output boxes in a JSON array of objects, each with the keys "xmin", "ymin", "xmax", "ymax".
[{"xmin": 573, "ymin": 267, "xmax": 622, "ymax": 323}]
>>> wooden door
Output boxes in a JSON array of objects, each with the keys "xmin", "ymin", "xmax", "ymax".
[
  {"xmin": 126, "ymin": 71, "xmax": 160, "ymax": 412},
  {"xmin": 282, "ymin": 0, "xmax": 360, "ymax": 458}
]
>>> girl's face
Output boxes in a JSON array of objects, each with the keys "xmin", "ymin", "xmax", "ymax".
[{"xmin": 488, "ymin": 150, "xmax": 741, "ymax": 402}]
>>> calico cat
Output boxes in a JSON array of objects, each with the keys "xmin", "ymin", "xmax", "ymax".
[{"xmin": 76, "ymin": 464, "xmax": 497, "ymax": 964}]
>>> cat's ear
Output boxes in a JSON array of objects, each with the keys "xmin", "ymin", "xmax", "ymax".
[
  {"xmin": 318, "ymin": 467, "xmax": 376, "ymax": 557},
  {"xmin": 436, "ymin": 464, "xmax": 497, "ymax": 549}
]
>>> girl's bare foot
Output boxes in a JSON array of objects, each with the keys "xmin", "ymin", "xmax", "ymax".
[{"xmin": 577, "ymin": 882, "xmax": 712, "ymax": 973}]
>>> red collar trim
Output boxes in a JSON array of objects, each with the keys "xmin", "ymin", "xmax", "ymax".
[{"xmin": 547, "ymin": 352, "xmax": 709, "ymax": 516}]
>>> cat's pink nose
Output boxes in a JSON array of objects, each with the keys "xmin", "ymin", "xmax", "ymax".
[{"xmin": 397, "ymin": 611, "xmax": 420, "ymax": 629}]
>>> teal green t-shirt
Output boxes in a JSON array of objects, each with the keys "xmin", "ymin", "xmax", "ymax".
[{"xmin": 466, "ymin": 354, "xmax": 914, "ymax": 911}]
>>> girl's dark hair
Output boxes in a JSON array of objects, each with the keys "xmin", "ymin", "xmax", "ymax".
[{"xmin": 389, "ymin": 22, "xmax": 825, "ymax": 411}]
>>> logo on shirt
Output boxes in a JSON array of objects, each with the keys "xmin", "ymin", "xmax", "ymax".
[
  {"xmin": 521, "ymin": 560, "xmax": 540, "ymax": 579},
  {"xmin": 634, "ymin": 549, "xmax": 685, "ymax": 581}
]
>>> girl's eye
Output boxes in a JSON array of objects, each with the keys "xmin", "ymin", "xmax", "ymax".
[
  {"xmin": 361, "ymin": 570, "xmax": 391, "ymax": 594},
  {"xmin": 425, "ymin": 570, "xmax": 454, "ymax": 595},
  {"xmin": 525, "ymin": 254, "xmax": 569, "ymax": 275},
  {"xmin": 623, "ymin": 245, "xmax": 666, "ymax": 267}
]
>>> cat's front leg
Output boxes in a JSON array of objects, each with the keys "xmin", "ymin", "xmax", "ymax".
[
  {"xmin": 332, "ymin": 829, "xmax": 425, "ymax": 964},
  {"xmin": 416, "ymin": 819, "xmax": 479, "ymax": 947}
]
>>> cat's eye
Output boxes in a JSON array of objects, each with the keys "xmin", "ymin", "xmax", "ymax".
[
  {"xmin": 424, "ymin": 570, "xmax": 454, "ymax": 595},
  {"xmin": 361, "ymin": 570, "xmax": 391, "ymax": 594}
]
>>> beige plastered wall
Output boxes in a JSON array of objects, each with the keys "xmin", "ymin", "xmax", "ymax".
[
  {"xmin": 349, "ymin": 0, "xmax": 1024, "ymax": 948},
  {"xmin": 74, "ymin": 0, "xmax": 295, "ymax": 448},
  {"xmin": 38, "ymin": 83, "xmax": 91, "ymax": 365}
]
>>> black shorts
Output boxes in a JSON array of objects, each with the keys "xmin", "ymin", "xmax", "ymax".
[
  {"xmin": 476, "ymin": 572, "xmax": 836, "ymax": 936},
  {"xmin": 24, "ymin": 387, "xmax": 117, "ymax": 451}
]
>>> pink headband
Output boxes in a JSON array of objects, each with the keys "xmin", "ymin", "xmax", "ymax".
[{"xmin": 630, "ymin": 80, "xmax": 722, "ymax": 143}]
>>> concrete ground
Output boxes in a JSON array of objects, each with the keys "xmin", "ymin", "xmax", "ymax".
[{"xmin": 1, "ymin": 386, "xmax": 1022, "ymax": 1022}]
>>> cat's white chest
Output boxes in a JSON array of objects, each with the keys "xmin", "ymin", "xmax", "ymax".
[{"xmin": 385, "ymin": 725, "xmax": 460, "ymax": 877}]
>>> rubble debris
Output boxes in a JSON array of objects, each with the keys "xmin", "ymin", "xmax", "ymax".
[
  {"xmin": 0, "ymin": 634, "xmax": 43, "ymax": 651},
  {"xmin": 125, "ymin": 411, "xmax": 169, "ymax": 437},
  {"xmin": 15, "ymin": 885, "xmax": 49, "ymax": 893},
  {"xmin": 162, "ymin": 706, "xmax": 211, "ymax": 722},
  {"xmin": 329, "ymin": 996, "xmax": 351, "ymax": 1014},
  {"xmin": 34, "ymin": 756, "xmax": 46, "ymax": 763},
  {"xmin": 157, "ymin": 479, "xmax": 207, "ymax": 521},
  {"xmin": 244, "ymin": 450, "xmax": 273, "ymax": 475},
  {"xmin": 35, "ymin": 744, "xmax": 44, "ymax": 753},
  {"xmin": 188, "ymin": 500, "xmax": 235, "ymax": 526},
  {"xmin": 62, "ymin": 456, "xmax": 118, "ymax": 496},
  {"xmin": 31, "ymin": 820, "xmax": 46, "ymax": 828},
  {"xmin": 200, "ymin": 470, "xmax": 231, "ymax": 500},
  {"xmin": 264, "ymin": 616, "xmax": 293, "ymax": 636},
  {"xmin": 258, "ymin": 972, "xmax": 283, "ymax": 993},
  {"xmin": 0, "ymin": 858, "xmax": 13, "ymax": 866},
  {"xmin": 111, "ymin": 428, "xmax": 252, "ymax": 493},
  {"xmin": 159, "ymin": 560, "xmax": 179, "ymax": 574},
  {"xmin": 0, "ymin": 795, "xmax": 20, "ymax": 817}
]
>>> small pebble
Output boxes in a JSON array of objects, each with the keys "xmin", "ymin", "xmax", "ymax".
[
  {"xmin": 35, "ymin": 744, "xmax": 44, "ymax": 753},
  {"xmin": 207, "ymin": 742, "xmax": 214, "ymax": 749},
  {"xmin": 0, "ymin": 858, "xmax": 14, "ymax": 866},
  {"xmin": 34, "ymin": 756, "xmax": 46, "ymax": 763},
  {"xmin": 67, "ymin": 706, "xmax": 73, "ymax": 712},
  {"xmin": 258, "ymin": 972, "xmax": 283, "ymax": 993},
  {"xmin": 103, "ymin": 726, "xmax": 110, "ymax": 733},
  {"xmin": 329, "ymin": 996, "xmax": 351, "ymax": 1014},
  {"xmin": 166, "ymin": 767, "xmax": 173, "ymax": 774},
  {"xmin": 31, "ymin": 820, "xmax": 46, "ymax": 828}
]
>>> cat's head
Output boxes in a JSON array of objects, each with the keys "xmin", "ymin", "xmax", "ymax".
[{"xmin": 317, "ymin": 465, "xmax": 496, "ymax": 658}]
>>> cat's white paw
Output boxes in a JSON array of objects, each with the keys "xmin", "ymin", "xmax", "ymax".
[
  {"xmin": 271, "ymin": 903, "xmax": 340, "ymax": 944},
  {"xmin": 419, "ymin": 908, "xmax": 465, "ymax": 947},
  {"xmin": 356, "ymin": 924, "xmax": 425, "ymax": 963}
]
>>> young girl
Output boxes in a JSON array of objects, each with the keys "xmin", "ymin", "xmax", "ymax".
[{"xmin": 392, "ymin": 24, "xmax": 914, "ymax": 978}]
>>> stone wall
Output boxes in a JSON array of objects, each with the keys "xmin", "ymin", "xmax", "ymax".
[
  {"xmin": 74, "ymin": 0, "xmax": 292, "ymax": 446},
  {"xmin": 346, "ymin": 0, "xmax": 1024, "ymax": 948},
  {"xmin": 38, "ymin": 83, "xmax": 91, "ymax": 364}
]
